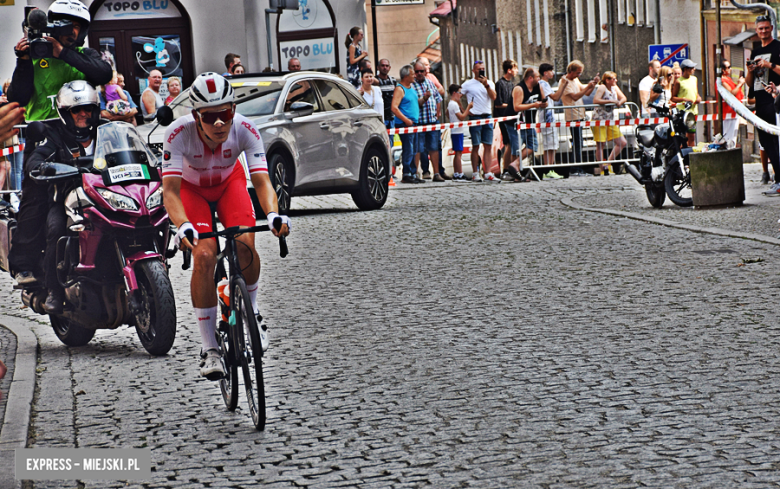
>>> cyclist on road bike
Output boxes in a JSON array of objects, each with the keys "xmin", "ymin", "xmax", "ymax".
[{"xmin": 162, "ymin": 72, "xmax": 290, "ymax": 380}]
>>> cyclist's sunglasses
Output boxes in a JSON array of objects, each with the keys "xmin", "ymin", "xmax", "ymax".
[{"xmin": 197, "ymin": 107, "xmax": 234, "ymax": 125}]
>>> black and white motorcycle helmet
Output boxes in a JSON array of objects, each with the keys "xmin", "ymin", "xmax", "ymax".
[
  {"xmin": 189, "ymin": 72, "xmax": 234, "ymax": 109},
  {"xmin": 48, "ymin": 0, "xmax": 91, "ymax": 46},
  {"xmin": 56, "ymin": 80, "xmax": 100, "ymax": 142}
]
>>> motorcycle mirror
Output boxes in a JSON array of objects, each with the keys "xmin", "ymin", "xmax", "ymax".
[
  {"xmin": 32, "ymin": 163, "xmax": 80, "ymax": 182},
  {"xmin": 155, "ymin": 106, "xmax": 174, "ymax": 127},
  {"xmin": 72, "ymin": 155, "xmax": 94, "ymax": 169}
]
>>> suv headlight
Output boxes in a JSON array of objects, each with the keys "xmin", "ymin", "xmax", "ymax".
[
  {"xmin": 97, "ymin": 188, "xmax": 139, "ymax": 211},
  {"xmin": 684, "ymin": 111, "xmax": 696, "ymax": 130},
  {"xmin": 146, "ymin": 187, "xmax": 163, "ymax": 209}
]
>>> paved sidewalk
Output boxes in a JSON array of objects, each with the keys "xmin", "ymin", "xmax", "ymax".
[{"xmin": 566, "ymin": 162, "xmax": 780, "ymax": 241}]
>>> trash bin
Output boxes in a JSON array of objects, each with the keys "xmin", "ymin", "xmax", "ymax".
[{"xmin": 689, "ymin": 148, "xmax": 744, "ymax": 207}]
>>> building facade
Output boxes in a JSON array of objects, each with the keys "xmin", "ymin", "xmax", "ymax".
[
  {"xmin": 365, "ymin": 0, "xmax": 440, "ymax": 73},
  {"xmin": 434, "ymin": 0, "xmax": 704, "ymax": 107},
  {"xmin": 0, "ymin": 0, "xmax": 365, "ymax": 102}
]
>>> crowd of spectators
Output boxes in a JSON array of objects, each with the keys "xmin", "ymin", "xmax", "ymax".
[{"xmin": 1, "ymin": 15, "xmax": 776, "ymax": 196}]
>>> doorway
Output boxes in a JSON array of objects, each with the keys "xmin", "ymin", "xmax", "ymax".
[{"xmin": 88, "ymin": 0, "xmax": 194, "ymax": 104}]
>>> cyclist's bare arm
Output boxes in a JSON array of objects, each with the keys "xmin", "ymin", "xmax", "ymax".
[
  {"xmin": 162, "ymin": 177, "xmax": 194, "ymax": 249},
  {"xmin": 250, "ymin": 172, "xmax": 290, "ymax": 237}
]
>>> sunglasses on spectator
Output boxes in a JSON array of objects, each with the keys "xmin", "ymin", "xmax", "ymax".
[
  {"xmin": 757, "ymin": 15, "xmax": 771, "ymax": 22},
  {"xmin": 414, "ymin": 70, "xmax": 426, "ymax": 73},
  {"xmin": 197, "ymin": 107, "xmax": 235, "ymax": 125},
  {"xmin": 474, "ymin": 60, "xmax": 483, "ymax": 65},
  {"xmin": 69, "ymin": 106, "xmax": 92, "ymax": 115}
]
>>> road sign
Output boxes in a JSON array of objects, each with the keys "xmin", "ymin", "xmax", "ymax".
[{"xmin": 648, "ymin": 44, "xmax": 689, "ymax": 67}]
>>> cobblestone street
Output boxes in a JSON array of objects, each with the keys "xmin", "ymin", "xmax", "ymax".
[{"xmin": 3, "ymin": 169, "xmax": 780, "ymax": 488}]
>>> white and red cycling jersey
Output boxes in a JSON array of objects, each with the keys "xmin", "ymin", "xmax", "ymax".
[{"xmin": 161, "ymin": 113, "xmax": 268, "ymax": 187}]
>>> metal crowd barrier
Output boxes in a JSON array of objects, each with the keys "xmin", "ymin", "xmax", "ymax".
[{"xmin": 520, "ymin": 102, "xmax": 641, "ymax": 179}]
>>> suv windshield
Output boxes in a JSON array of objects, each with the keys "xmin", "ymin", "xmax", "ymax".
[{"xmin": 169, "ymin": 82, "xmax": 285, "ymax": 119}]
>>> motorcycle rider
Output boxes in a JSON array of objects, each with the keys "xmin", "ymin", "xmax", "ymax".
[
  {"xmin": 10, "ymin": 80, "xmax": 102, "ymax": 314},
  {"xmin": 8, "ymin": 0, "xmax": 111, "ymax": 287}
]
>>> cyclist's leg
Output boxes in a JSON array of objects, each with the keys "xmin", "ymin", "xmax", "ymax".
[
  {"xmin": 215, "ymin": 169, "xmax": 261, "ymax": 312},
  {"xmin": 180, "ymin": 180, "xmax": 221, "ymax": 355}
]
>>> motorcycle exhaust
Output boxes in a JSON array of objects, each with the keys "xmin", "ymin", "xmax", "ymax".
[
  {"xmin": 21, "ymin": 289, "xmax": 47, "ymax": 315},
  {"xmin": 625, "ymin": 163, "xmax": 643, "ymax": 183}
]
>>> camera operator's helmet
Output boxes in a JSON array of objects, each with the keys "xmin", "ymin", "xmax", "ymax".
[
  {"xmin": 48, "ymin": 0, "xmax": 91, "ymax": 46},
  {"xmin": 189, "ymin": 73, "xmax": 234, "ymax": 110},
  {"xmin": 56, "ymin": 80, "xmax": 100, "ymax": 142}
]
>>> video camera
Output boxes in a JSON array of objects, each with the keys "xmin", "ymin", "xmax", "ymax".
[{"xmin": 22, "ymin": 7, "xmax": 73, "ymax": 59}]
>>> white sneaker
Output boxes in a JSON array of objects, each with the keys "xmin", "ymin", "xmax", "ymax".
[
  {"xmin": 471, "ymin": 172, "xmax": 483, "ymax": 182},
  {"xmin": 483, "ymin": 172, "xmax": 502, "ymax": 183},
  {"xmin": 257, "ymin": 315, "xmax": 269, "ymax": 352},
  {"xmin": 199, "ymin": 349, "xmax": 225, "ymax": 380}
]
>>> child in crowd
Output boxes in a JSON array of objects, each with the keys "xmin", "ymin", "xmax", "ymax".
[
  {"xmin": 448, "ymin": 84, "xmax": 473, "ymax": 181},
  {"xmin": 104, "ymin": 72, "xmax": 131, "ymax": 116}
]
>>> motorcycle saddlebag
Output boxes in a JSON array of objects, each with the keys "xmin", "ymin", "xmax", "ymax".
[{"xmin": 0, "ymin": 215, "xmax": 15, "ymax": 273}]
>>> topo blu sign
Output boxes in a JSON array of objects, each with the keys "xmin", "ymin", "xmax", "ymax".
[{"xmin": 279, "ymin": 38, "xmax": 335, "ymax": 71}]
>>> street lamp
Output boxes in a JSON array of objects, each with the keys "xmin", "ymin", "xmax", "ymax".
[{"xmin": 266, "ymin": 0, "xmax": 300, "ymax": 71}]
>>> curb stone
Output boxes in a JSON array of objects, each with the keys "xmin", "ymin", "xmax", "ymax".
[
  {"xmin": 0, "ymin": 317, "xmax": 38, "ymax": 489},
  {"xmin": 560, "ymin": 196, "xmax": 780, "ymax": 246}
]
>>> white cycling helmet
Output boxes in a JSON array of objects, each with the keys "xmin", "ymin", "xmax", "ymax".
[
  {"xmin": 189, "ymin": 72, "xmax": 234, "ymax": 110},
  {"xmin": 49, "ymin": 0, "xmax": 91, "ymax": 46}
]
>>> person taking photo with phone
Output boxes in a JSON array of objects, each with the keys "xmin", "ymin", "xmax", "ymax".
[
  {"xmin": 747, "ymin": 14, "xmax": 780, "ymax": 191},
  {"xmin": 460, "ymin": 61, "xmax": 498, "ymax": 182}
]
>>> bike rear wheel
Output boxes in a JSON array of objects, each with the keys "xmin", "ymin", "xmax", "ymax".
[{"xmin": 231, "ymin": 277, "xmax": 266, "ymax": 431}]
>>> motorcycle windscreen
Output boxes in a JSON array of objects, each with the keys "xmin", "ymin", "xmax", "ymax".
[{"xmin": 93, "ymin": 122, "xmax": 161, "ymax": 186}]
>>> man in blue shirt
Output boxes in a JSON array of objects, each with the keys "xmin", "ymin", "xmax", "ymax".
[{"xmin": 99, "ymin": 73, "xmax": 138, "ymax": 125}]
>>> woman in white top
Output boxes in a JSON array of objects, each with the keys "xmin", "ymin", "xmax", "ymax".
[
  {"xmin": 358, "ymin": 68, "xmax": 384, "ymax": 122},
  {"xmin": 649, "ymin": 66, "xmax": 673, "ymax": 110},
  {"xmin": 591, "ymin": 71, "xmax": 627, "ymax": 176}
]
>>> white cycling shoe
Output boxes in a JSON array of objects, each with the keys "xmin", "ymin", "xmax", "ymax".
[
  {"xmin": 257, "ymin": 315, "xmax": 269, "ymax": 352},
  {"xmin": 199, "ymin": 349, "xmax": 226, "ymax": 380}
]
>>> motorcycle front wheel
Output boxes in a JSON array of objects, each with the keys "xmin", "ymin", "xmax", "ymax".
[
  {"xmin": 664, "ymin": 161, "xmax": 693, "ymax": 207},
  {"xmin": 134, "ymin": 259, "xmax": 177, "ymax": 356}
]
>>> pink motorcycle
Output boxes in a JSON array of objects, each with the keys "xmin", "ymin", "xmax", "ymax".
[{"xmin": 0, "ymin": 122, "xmax": 176, "ymax": 355}]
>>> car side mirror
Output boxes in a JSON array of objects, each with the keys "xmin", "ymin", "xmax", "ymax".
[
  {"xmin": 289, "ymin": 101, "xmax": 314, "ymax": 117},
  {"xmin": 156, "ymin": 106, "xmax": 174, "ymax": 126}
]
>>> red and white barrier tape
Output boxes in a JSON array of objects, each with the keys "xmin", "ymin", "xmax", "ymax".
[
  {"xmin": 389, "ymin": 114, "xmax": 737, "ymax": 135},
  {"xmin": 388, "ymin": 114, "xmax": 520, "ymax": 135},
  {"xmin": 0, "ymin": 144, "xmax": 23, "ymax": 157}
]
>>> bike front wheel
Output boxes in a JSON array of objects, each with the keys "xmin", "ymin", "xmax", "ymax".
[
  {"xmin": 218, "ymin": 319, "xmax": 239, "ymax": 411},
  {"xmin": 231, "ymin": 277, "xmax": 266, "ymax": 431},
  {"xmin": 664, "ymin": 160, "xmax": 693, "ymax": 207}
]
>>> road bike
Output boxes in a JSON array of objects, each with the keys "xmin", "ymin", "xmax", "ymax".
[{"xmin": 179, "ymin": 214, "xmax": 288, "ymax": 430}]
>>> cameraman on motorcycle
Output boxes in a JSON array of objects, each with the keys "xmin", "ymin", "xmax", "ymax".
[
  {"xmin": 7, "ymin": 0, "xmax": 112, "ymax": 124},
  {"xmin": 7, "ymin": 0, "xmax": 110, "ymax": 290},
  {"xmin": 9, "ymin": 80, "xmax": 103, "ymax": 314}
]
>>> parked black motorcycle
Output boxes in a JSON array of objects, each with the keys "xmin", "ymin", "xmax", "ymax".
[{"xmin": 626, "ymin": 100, "xmax": 696, "ymax": 208}]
